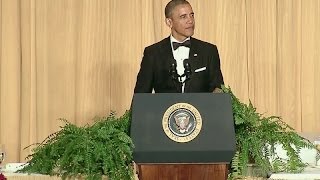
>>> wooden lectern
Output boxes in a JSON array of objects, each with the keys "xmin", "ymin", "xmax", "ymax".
[{"xmin": 130, "ymin": 93, "xmax": 236, "ymax": 180}]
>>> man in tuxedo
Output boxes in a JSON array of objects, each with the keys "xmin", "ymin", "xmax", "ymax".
[{"xmin": 134, "ymin": 0, "xmax": 224, "ymax": 93}]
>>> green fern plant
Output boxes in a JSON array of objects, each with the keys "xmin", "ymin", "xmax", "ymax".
[
  {"xmin": 19, "ymin": 111, "xmax": 134, "ymax": 180},
  {"xmin": 222, "ymin": 86, "xmax": 317, "ymax": 179}
]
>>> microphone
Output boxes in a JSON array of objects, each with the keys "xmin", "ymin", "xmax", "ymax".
[
  {"xmin": 183, "ymin": 59, "xmax": 191, "ymax": 81},
  {"xmin": 169, "ymin": 60, "xmax": 182, "ymax": 92},
  {"xmin": 169, "ymin": 61, "xmax": 178, "ymax": 81}
]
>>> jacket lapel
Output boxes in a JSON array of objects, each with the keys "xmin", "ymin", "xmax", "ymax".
[
  {"xmin": 185, "ymin": 37, "xmax": 199, "ymax": 92},
  {"xmin": 160, "ymin": 37, "xmax": 182, "ymax": 92},
  {"xmin": 189, "ymin": 37, "xmax": 198, "ymax": 61},
  {"xmin": 161, "ymin": 37, "xmax": 174, "ymax": 62},
  {"xmin": 161, "ymin": 37, "xmax": 178, "ymax": 79}
]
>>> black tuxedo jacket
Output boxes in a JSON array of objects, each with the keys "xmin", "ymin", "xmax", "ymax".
[{"xmin": 134, "ymin": 37, "xmax": 224, "ymax": 93}]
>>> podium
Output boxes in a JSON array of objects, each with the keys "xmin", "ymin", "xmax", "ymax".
[{"xmin": 130, "ymin": 93, "xmax": 236, "ymax": 180}]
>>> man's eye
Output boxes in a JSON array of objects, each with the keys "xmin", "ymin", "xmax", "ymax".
[{"xmin": 180, "ymin": 15, "xmax": 187, "ymax": 19}]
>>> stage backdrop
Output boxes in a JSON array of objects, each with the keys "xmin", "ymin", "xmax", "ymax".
[{"xmin": 0, "ymin": 0, "xmax": 319, "ymax": 162}]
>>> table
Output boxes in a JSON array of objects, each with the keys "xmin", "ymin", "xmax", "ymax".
[
  {"xmin": 1, "ymin": 173, "xmax": 61, "ymax": 180},
  {"xmin": 269, "ymin": 166, "xmax": 320, "ymax": 179}
]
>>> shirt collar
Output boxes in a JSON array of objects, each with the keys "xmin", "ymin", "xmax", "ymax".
[{"xmin": 170, "ymin": 35, "xmax": 190, "ymax": 43}]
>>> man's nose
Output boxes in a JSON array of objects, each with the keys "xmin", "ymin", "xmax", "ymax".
[{"xmin": 187, "ymin": 16, "xmax": 194, "ymax": 24}]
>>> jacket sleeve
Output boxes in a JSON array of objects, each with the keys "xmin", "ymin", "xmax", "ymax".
[
  {"xmin": 208, "ymin": 45, "xmax": 224, "ymax": 92},
  {"xmin": 134, "ymin": 48, "xmax": 154, "ymax": 93}
]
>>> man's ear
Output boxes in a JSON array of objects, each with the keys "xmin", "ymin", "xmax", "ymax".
[{"xmin": 165, "ymin": 18, "xmax": 172, "ymax": 28}]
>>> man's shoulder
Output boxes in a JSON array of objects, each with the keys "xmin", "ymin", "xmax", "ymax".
[
  {"xmin": 191, "ymin": 37, "xmax": 216, "ymax": 48},
  {"xmin": 144, "ymin": 37, "xmax": 170, "ymax": 51}
]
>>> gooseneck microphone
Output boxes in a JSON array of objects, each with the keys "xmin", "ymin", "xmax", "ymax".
[
  {"xmin": 169, "ymin": 61, "xmax": 178, "ymax": 81},
  {"xmin": 169, "ymin": 60, "xmax": 182, "ymax": 92},
  {"xmin": 183, "ymin": 60, "xmax": 192, "ymax": 81}
]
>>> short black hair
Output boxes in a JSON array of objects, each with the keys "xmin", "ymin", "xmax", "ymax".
[{"xmin": 165, "ymin": 0, "xmax": 190, "ymax": 18}]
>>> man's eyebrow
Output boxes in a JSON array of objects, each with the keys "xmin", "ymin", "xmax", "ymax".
[
  {"xmin": 180, "ymin": 13, "xmax": 187, "ymax": 17},
  {"xmin": 180, "ymin": 12, "xmax": 194, "ymax": 17}
]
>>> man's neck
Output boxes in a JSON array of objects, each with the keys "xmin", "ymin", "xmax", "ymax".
[{"xmin": 171, "ymin": 35, "xmax": 190, "ymax": 43}]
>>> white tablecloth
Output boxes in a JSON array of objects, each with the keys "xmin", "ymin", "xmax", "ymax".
[{"xmin": 270, "ymin": 166, "xmax": 320, "ymax": 180}]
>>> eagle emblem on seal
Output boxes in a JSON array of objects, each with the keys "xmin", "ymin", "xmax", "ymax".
[{"xmin": 174, "ymin": 112, "xmax": 193, "ymax": 133}]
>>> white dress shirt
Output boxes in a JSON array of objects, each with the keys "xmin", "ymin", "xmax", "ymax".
[{"xmin": 170, "ymin": 35, "xmax": 190, "ymax": 93}]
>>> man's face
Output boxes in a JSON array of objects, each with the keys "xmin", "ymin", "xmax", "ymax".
[{"xmin": 166, "ymin": 3, "xmax": 195, "ymax": 41}]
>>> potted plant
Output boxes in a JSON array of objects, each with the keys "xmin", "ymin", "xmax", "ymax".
[
  {"xmin": 19, "ymin": 111, "xmax": 134, "ymax": 180},
  {"xmin": 222, "ymin": 86, "xmax": 317, "ymax": 179}
]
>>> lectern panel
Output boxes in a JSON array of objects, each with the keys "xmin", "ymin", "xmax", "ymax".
[{"xmin": 130, "ymin": 93, "xmax": 236, "ymax": 163}]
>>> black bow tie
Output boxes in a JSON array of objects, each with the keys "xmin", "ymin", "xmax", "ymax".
[{"xmin": 172, "ymin": 40, "xmax": 191, "ymax": 50}]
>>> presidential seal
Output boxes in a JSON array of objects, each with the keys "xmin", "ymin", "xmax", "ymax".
[{"xmin": 162, "ymin": 103, "xmax": 202, "ymax": 143}]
